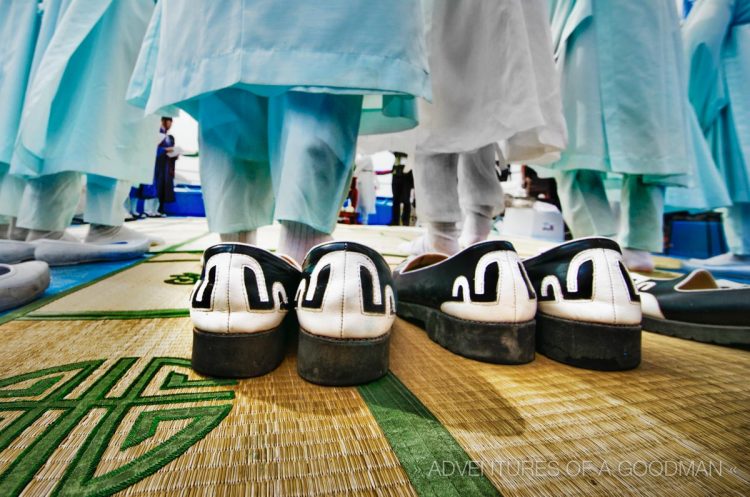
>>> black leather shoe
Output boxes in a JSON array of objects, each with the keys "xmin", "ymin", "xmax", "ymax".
[
  {"xmin": 296, "ymin": 241, "xmax": 395, "ymax": 386},
  {"xmin": 190, "ymin": 243, "xmax": 302, "ymax": 378},
  {"xmin": 393, "ymin": 241, "xmax": 537, "ymax": 364},
  {"xmin": 523, "ymin": 237, "xmax": 642, "ymax": 370},
  {"xmin": 636, "ymin": 269, "xmax": 750, "ymax": 346}
]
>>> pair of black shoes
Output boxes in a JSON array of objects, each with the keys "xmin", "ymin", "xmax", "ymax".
[
  {"xmin": 394, "ymin": 238, "xmax": 642, "ymax": 370},
  {"xmin": 190, "ymin": 241, "xmax": 395, "ymax": 386}
]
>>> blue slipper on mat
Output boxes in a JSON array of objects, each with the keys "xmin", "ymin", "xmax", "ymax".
[
  {"xmin": 0, "ymin": 261, "xmax": 50, "ymax": 312},
  {"xmin": 636, "ymin": 269, "xmax": 750, "ymax": 346}
]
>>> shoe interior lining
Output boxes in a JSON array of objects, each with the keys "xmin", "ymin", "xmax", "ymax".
[
  {"xmin": 402, "ymin": 253, "xmax": 449, "ymax": 272},
  {"xmin": 676, "ymin": 270, "xmax": 719, "ymax": 291}
]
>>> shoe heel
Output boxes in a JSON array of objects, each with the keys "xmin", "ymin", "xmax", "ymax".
[
  {"xmin": 192, "ymin": 320, "xmax": 289, "ymax": 378},
  {"xmin": 536, "ymin": 313, "xmax": 641, "ymax": 370},
  {"xmin": 297, "ymin": 328, "xmax": 390, "ymax": 386},
  {"xmin": 399, "ymin": 302, "xmax": 535, "ymax": 364}
]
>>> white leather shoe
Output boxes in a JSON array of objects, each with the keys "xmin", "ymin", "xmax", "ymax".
[
  {"xmin": 523, "ymin": 237, "xmax": 642, "ymax": 370},
  {"xmin": 190, "ymin": 243, "xmax": 302, "ymax": 378},
  {"xmin": 393, "ymin": 241, "xmax": 537, "ymax": 364},
  {"xmin": 296, "ymin": 241, "xmax": 395, "ymax": 386},
  {"xmin": 0, "ymin": 261, "xmax": 50, "ymax": 312}
]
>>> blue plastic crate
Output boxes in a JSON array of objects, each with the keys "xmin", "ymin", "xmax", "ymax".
[
  {"xmin": 164, "ymin": 185, "xmax": 206, "ymax": 217},
  {"xmin": 364, "ymin": 197, "xmax": 393, "ymax": 225},
  {"xmin": 667, "ymin": 219, "xmax": 727, "ymax": 259}
]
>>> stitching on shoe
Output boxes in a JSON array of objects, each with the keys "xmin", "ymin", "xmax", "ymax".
[
  {"xmin": 226, "ymin": 252, "xmax": 233, "ymax": 333},
  {"xmin": 340, "ymin": 251, "xmax": 347, "ymax": 338},
  {"xmin": 358, "ymin": 260, "xmax": 365, "ymax": 316},
  {"xmin": 537, "ymin": 311, "xmax": 639, "ymax": 328},
  {"xmin": 606, "ymin": 252, "xmax": 618, "ymax": 324},
  {"xmin": 209, "ymin": 260, "xmax": 217, "ymax": 312},
  {"xmin": 508, "ymin": 253, "xmax": 518, "ymax": 322}
]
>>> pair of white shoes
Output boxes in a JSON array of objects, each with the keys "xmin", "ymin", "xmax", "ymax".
[{"xmin": 190, "ymin": 241, "xmax": 396, "ymax": 386}]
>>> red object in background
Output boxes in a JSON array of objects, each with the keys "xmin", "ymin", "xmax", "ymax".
[{"xmin": 339, "ymin": 177, "xmax": 360, "ymax": 224}]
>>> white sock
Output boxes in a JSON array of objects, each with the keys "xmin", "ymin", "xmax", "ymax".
[
  {"xmin": 459, "ymin": 211, "xmax": 493, "ymax": 248},
  {"xmin": 220, "ymin": 230, "xmax": 258, "ymax": 245},
  {"xmin": 427, "ymin": 222, "xmax": 461, "ymax": 255},
  {"xmin": 86, "ymin": 224, "xmax": 123, "ymax": 242},
  {"xmin": 144, "ymin": 198, "xmax": 159, "ymax": 215},
  {"xmin": 278, "ymin": 221, "xmax": 332, "ymax": 264},
  {"xmin": 86, "ymin": 223, "xmax": 161, "ymax": 246},
  {"xmin": 7, "ymin": 218, "xmax": 29, "ymax": 241},
  {"xmin": 26, "ymin": 229, "xmax": 78, "ymax": 242},
  {"xmin": 622, "ymin": 248, "xmax": 655, "ymax": 273}
]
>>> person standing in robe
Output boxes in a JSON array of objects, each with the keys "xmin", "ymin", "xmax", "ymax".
[
  {"xmin": 135, "ymin": 117, "xmax": 179, "ymax": 217},
  {"xmin": 127, "ymin": 0, "xmax": 429, "ymax": 264},
  {"xmin": 546, "ymin": 0, "xmax": 694, "ymax": 272},
  {"xmin": 390, "ymin": 152, "xmax": 413, "ymax": 227},
  {"xmin": 353, "ymin": 154, "xmax": 377, "ymax": 225},
  {"xmin": 0, "ymin": 0, "xmax": 40, "ymax": 243},
  {"xmin": 0, "ymin": 0, "xmax": 160, "ymax": 265},
  {"xmin": 408, "ymin": 0, "xmax": 567, "ymax": 255},
  {"xmin": 677, "ymin": 0, "xmax": 750, "ymax": 274}
]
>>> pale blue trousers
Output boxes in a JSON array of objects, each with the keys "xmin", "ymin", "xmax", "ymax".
[
  {"xmin": 15, "ymin": 172, "xmax": 130, "ymax": 231},
  {"xmin": 198, "ymin": 91, "xmax": 362, "ymax": 235},
  {"xmin": 556, "ymin": 170, "xmax": 665, "ymax": 253}
]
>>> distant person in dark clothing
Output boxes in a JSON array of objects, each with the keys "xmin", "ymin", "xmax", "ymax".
[
  {"xmin": 132, "ymin": 117, "xmax": 179, "ymax": 217},
  {"xmin": 390, "ymin": 152, "xmax": 413, "ymax": 226}
]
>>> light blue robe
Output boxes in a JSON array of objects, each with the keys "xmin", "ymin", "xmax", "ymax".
[
  {"xmin": 547, "ymin": 0, "xmax": 691, "ymax": 186},
  {"xmin": 668, "ymin": 0, "xmax": 750, "ymax": 210},
  {"xmin": 128, "ymin": 0, "xmax": 430, "ymax": 132},
  {"xmin": 127, "ymin": 0, "xmax": 430, "ymax": 234},
  {"xmin": 0, "ymin": 1, "xmax": 40, "ymax": 220},
  {"xmin": 10, "ymin": 0, "xmax": 159, "ymax": 184},
  {"xmin": 669, "ymin": 0, "xmax": 750, "ymax": 255},
  {"xmin": 0, "ymin": 1, "xmax": 39, "ymax": 166}
]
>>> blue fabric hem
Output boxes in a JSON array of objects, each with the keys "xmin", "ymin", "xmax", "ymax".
[{"xmin": 142, "ymin": 48, "xmax": 431, "ymax": 115}]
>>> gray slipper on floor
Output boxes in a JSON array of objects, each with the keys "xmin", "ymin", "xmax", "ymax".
[
  {"xmin": 0, "ymin": 261, "xmax": 50, "ymax": 312},
  {"xmin": 33, "ymin": 239, "xmax": 150, "ymax": 266},
  {"xmin": 0, "ymin": 240, "xmax": 36, "ymax": 264}
]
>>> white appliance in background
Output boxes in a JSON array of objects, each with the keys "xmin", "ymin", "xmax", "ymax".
[{"xmin": 498, "ymin": 201, "xmax": 565, "ymax": 242}]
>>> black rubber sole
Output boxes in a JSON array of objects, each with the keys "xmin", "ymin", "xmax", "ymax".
[
  {"xmin": 297, "ymin": 328, "xmax": 390, "ymax": 386},
  {"xmin": 192, "ymin": 319, "xmax": 290, "ymax": 378},
  {"xmin": 536, "ymin": 313, "xmax": 641, "ymax": 371},
  {"xmin": 643, "ymin": 316, "xmax": 750, "ymax": 347},
  {"xmin": 398, "ymin": 301, "xmax": 535, "ymax": 365}
]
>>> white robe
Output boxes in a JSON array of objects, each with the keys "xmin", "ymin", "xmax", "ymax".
[{"xmin": 417, "ymin": 0, "xmax": 567, "ymax": 163}]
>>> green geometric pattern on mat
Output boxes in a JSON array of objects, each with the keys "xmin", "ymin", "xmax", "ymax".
[
  {"xmin": 0, "ymin": 357, "xmax": 235, "ymax": 497},
  {"xmin": 359, "ymin": 373, "xmax": 501, "ymax": 497}
]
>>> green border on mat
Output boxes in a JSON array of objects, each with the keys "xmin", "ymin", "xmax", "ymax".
[
  {"xmin": 21, "ymin": 309, "xmax": 190, "ymax": 321},
  {"xmin": 154, "ymin": 232, "xmax": 211, "ymax": 253},
  {"xmin": 359, "ymin": 373, "xmax": 501, "ymax": 497}
]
